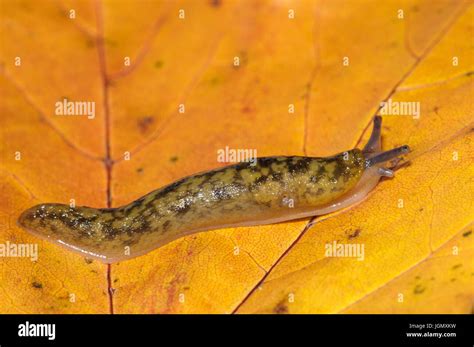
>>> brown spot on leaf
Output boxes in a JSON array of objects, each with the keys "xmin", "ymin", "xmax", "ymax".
[
  {"xmin": 209, "ymin": 76, "xmax": 220, "ymax": 86},
  {"xmin": 241, "ymin": 105, "xmax": 253, "ymax": 113},
  {"xmin": 84, "ymin": 258, "xmax": 93, "ymax": 264},
  {"xmin": 413, "ymin": 284, "xmax": 425, "ymax": 294},
  {"xmin": 32, "ymin": 281, "xmax": 43, "ymax": 289},
  {"xmin": 462, "ymin": 230, "xmax": 472, "ymax": 237},
  {"xmin": 273, "ymin": 299, "xmax": 289, "ymax": 314},
  {"xmin": 348, "ymin": 229, "xmax": 361, "ymax": 239},
  {"xmin": 209, "ymin": 0, "xmax": 222, "ymax": 7},
  {"xmin": 137, "ymin": 116, "xmax": 155, "ymax": 133},
  {"xmin": 452, "ymin": 264, "xmax": 462, "ymax": 270}
]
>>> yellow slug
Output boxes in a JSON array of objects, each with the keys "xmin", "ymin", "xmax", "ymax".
[{"xmin": 18, "ymin": 116, "xmax": 409, "ymax": 263}]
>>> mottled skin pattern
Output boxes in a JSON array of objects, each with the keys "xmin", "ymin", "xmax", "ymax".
[{"xmin": 18, "ymin": 150, "xmax": 365, "ymax": 262}]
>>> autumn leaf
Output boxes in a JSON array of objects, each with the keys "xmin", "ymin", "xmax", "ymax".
[{"xmin": 0, "ymin": 0, "xmax": 472, "ymax": 314}]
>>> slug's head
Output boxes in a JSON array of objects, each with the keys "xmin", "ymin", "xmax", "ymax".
[
  {"xmin": 362, "ymin": 116, "xmax": 410, "ymax": 177},
  {"xmin": 337, "ymin": 116, "xmax": 411, "ymax": 205}
]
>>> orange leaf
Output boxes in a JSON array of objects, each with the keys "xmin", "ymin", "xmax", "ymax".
[{"xmin": 1, "ymin": 0, "xmax": 472, "ymax": 314}]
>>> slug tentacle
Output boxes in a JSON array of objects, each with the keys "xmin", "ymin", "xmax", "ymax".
[
  {"xmin": 362, "ymin": 115, "xmax": 382, "ymax": 156},
  {"xmin": 18, "ymin": 116, "xmax": 410, "ymax": 263},
  {"xmin": 378, "ymin": 167, "xmax": 394, "ymax": 178},
  {"xmin": 365, "ymin": 145, "xmax": 410, "ymax": 168}
]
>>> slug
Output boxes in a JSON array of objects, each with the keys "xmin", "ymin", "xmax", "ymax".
[{"xmin": 18, "ymin": 116, "xmax": 409, "ymax": 263}]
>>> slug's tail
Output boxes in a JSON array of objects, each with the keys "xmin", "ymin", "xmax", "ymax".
[
  {"xmin": 17, "ymin": 203, "xmax": 123, "ymax": 262},
  {"xmin": 362, "ymin": 116, "xmax": 410, "ymax": 176}
]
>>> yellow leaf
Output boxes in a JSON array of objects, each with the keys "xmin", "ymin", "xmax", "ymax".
[{"xmin": 0, "ymin": 0, "xmax": 472, "ymax": 313}]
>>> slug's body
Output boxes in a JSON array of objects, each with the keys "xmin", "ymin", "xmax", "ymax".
[{"xmin": 18, "ymin": 117, "xmax": 409, "ymax": 263}]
